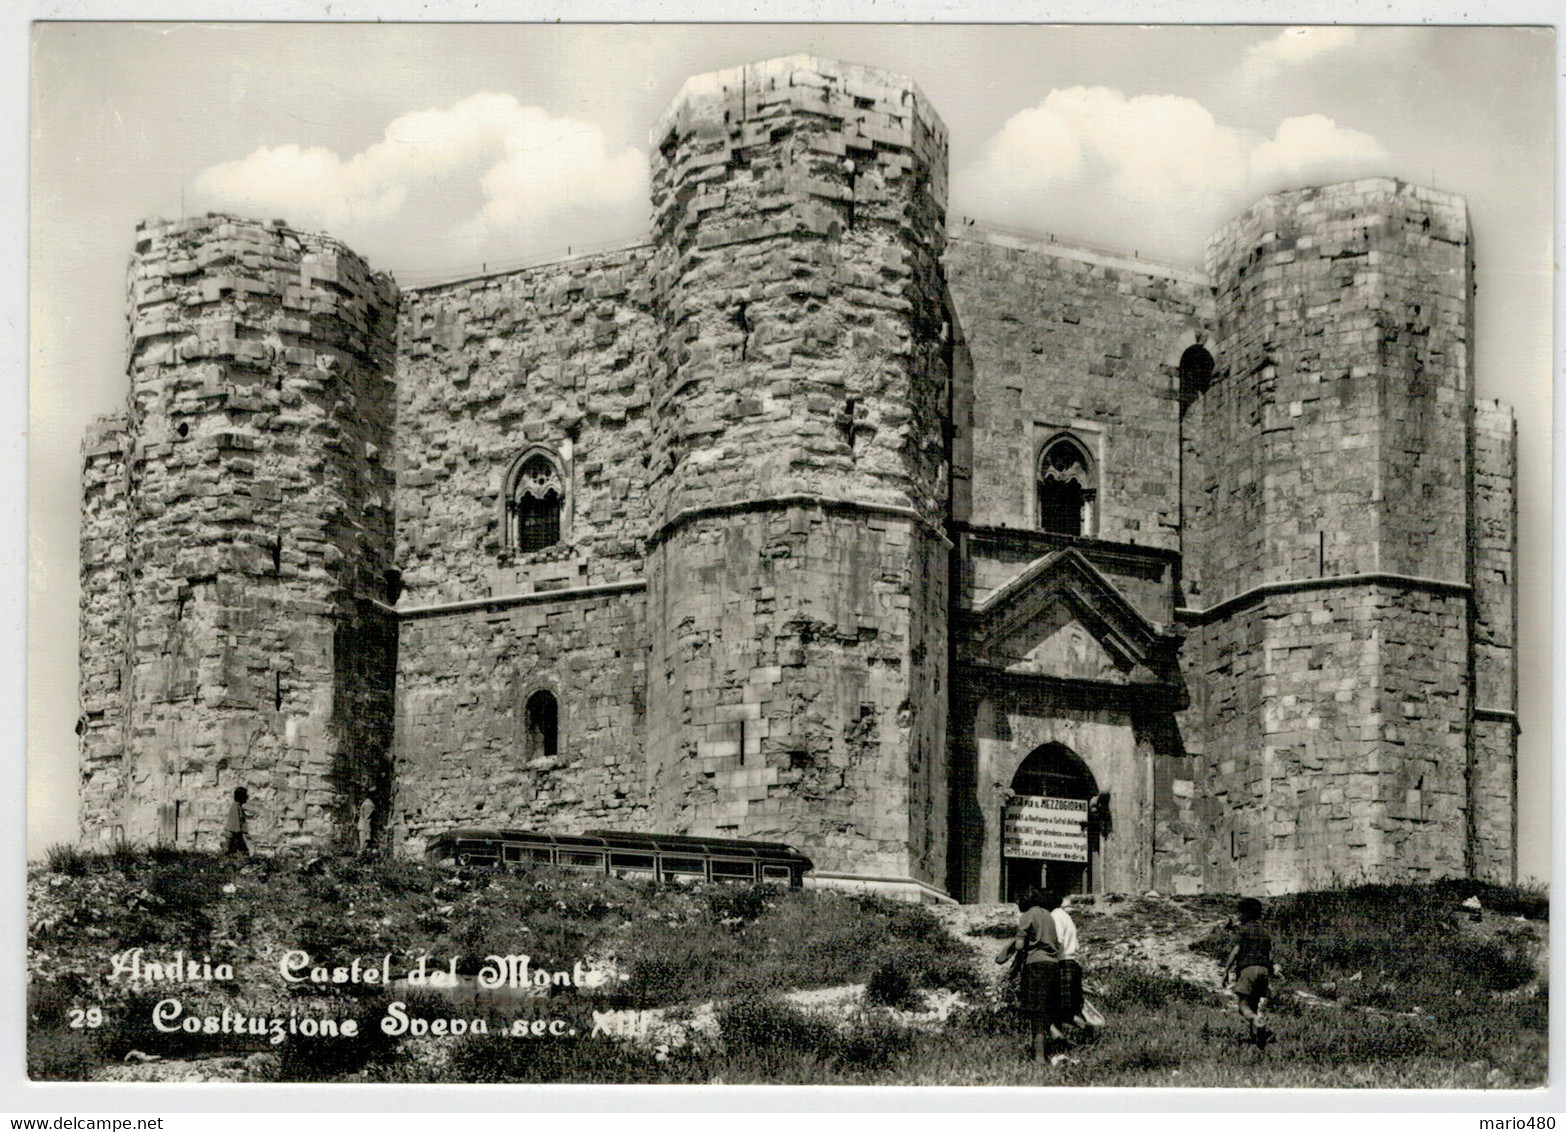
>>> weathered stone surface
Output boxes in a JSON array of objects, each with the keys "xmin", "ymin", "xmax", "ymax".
[
  {"xmin": 79, "ymin": 62, "xmax": 1515, "ymax": 900},
  {"xmin": 81, "ymin": 215, "xmax": 398, "ymax": 853}
]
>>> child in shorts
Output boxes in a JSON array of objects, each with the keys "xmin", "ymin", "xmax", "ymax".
[{"xmin": 1222, "ymin": 896, "xmax": 1273, "ymax": 1047}]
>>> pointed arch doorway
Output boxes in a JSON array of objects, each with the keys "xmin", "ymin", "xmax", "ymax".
[{"xmin": 1003, "ymin": 742, "xmax": 1099, "ymax": 901}]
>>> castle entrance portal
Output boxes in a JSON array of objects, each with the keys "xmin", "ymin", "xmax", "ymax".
[{"xmin": 1002, "ymin": 743, "xmax": 1098, "ymax": 900}]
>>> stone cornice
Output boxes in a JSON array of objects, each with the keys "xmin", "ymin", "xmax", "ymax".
[
  {"xmin": 954, "ymin": 663, "xmax": 1188, "ymax": 712},
  {"xmin": 394, "ymin": 579, "xmax": 647, "ymax": 621},
  {"xmin": 1176, "ymin": 572, "xmax": 1472, "ymax": 625},
  {"xmin": 650, "ymin": 495, "xmax": 954, "ymax": 549}
]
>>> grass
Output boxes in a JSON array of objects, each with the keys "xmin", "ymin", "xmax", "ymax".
[
  {"xmin": 1190, "ymin": 882, "xmax": 1544, "ymax": 1018},
  {"xmin": 26, "ymin": 850, "xmax": 1548, "ymax": 1086}
]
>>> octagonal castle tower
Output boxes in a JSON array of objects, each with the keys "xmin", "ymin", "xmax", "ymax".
[
  {"xmin": 79, "ymin": 217, "xmax": 400, "ymax": 851},
  {"xmin": 1179, "ymin": 180, "xmax": 1517, "ymax": 891},
  {"xmin": 642, "ymin": 57, "xmax": 954, "ymax": 896}
]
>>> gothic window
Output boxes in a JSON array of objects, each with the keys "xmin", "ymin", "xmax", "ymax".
[
  {"xmin": 525, "ymin": 689, "xmax": 559, "ymax": 761},
  {"xmin": 505, "ymin": 450, "xmax": 565, "ymax": 552},
  {"xmin": 1036, "ymin": 434, "xmax": 1096, "ymax": 537}
]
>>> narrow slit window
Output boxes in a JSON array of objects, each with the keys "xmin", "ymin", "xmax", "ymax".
[
  {"xmin": 1178, "ymin": 344, "xmax": 1215, "ymax": 412},
  {"xmin": 526, "ymin": 689, "xmax": 559, "ymax": 761}
]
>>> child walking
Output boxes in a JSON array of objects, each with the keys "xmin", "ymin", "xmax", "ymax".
[
  {"xmin": 1221, "ymin": 896, "xmax": 1274, "ymax": 1048},
  {"xmin": 224, "ymin": 787, "xmax": 251, "ymax": 856},
  {"xmin": 996, "ymin": 888, "xmax": 1064, "ymax": 1061},
  {"xmin": 1041, "ymin": 890, "xmax": 1094, "ymax": 1033}
]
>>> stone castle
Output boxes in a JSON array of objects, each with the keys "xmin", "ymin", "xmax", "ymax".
[{"xmin": 78, "ymin": 56, "xmax": 1518, "ymax": 900}]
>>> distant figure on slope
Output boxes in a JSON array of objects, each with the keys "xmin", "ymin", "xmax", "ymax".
[
  {"xmin": 357, "ymin": 797, "xmax": 375, "ymax": 856},
  {"xmin": 1041, "ymin": 889, "xmax": 1096, "ymax": 1034},
  {"xmin": 1221, "ymin": 896, "xmax": 1274, "ymax": 1048},
  {"xmin": 224, "ymin": 787, "xmax": 251, "ymax": 856},
  {"xmin": 997, "ymin": 887, "xmax": 1064, "ymax": 1061}
]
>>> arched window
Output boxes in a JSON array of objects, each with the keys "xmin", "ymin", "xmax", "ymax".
[
  {"xmin": 1011, "ymin": 742, "xmax": 1097, "ymax": 801},
  {"xmin": 1036, "ymin": 434, "xmax": 1096, "ymax": 537},
  {"xmin": 1178, "ymin": 344, "xmax": 1214, "ymax": 412},
  {"xmin": 525, "ymin": 689, "xmax": 559, "ymax": 761},
  {"xmin": 505, "ymin": 451, "xmax": 565, "ymax": 552}
]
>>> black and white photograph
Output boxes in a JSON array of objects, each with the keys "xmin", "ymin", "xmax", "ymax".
[{"xmin": 21, "ymin": 18, "xmax": 1555, "ymax": 1099}]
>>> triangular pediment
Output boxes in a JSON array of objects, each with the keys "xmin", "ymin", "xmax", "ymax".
[{"xmin": 967, "ymin": 548, "xmax": 1175, "ymax": 683}]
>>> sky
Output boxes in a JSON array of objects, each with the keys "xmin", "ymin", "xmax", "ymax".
[{"xmin": 25, "ymin": 21, "xmax": 1556, "ymax": 880}]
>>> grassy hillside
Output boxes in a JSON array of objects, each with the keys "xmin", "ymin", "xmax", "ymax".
[{"xmin": 27, "ymin": 848, "xmax": 1547, "ymax": 1087}]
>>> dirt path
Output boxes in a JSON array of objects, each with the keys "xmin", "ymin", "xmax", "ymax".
[{"xmin": 930, "ymin": 893, "xmax": 1233, "ymax": 999}]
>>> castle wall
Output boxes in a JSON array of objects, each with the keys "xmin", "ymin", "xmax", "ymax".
[
  {"xmin": 1470, "ymin": 400, "xmax": 1518, "ymax": 881},
  {"xmin": 81, "ymin": 215, "xmax": 399, "ymax": 851},
  {"xmin": 77, "ymin": 58, "xmax": 1517, "ymax": 898},
  {"xmin": 643, "ymin": 57, "xmax": 952, "ymax": 894},
  {"xmin": 78, "ymin": 416, "xmax": 133, "ymax": 841},
  {"xmin": 392, "ymin": 247, "xmax": 659, "ymax": 604},
  {"xmin": 391, "ymin": 587, "xmax": 648, "ymax": 856},
  {"xmin": 944, "ymin": 234, "xmax": 1211, "ymax": 548},
  {"xmin": 644, "ymin": 508, "xmax": 946, "ymax": 881},
  {"xmin": 1188, "ymin": 180, "xmax": 1472, "ymax": 602}
]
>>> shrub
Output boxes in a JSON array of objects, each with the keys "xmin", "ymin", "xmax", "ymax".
[
  {"xmin": 1450, "ymin": 939, "xmax": 1536, "ymax": 993},
  {"xmin": 719, "ymin": 995, "xmax": 838, "ymax": 1055},
  {"xmin": 829, "ymin": 1015, "xmax": 916, "ymax": 1072},
  {"xmin": 96, "ymin": 992, "xmax": 244, "ymax": 1062},
  {"xmin": 1098, "ymin": 967, "xmax": 1210, "ymax": 1010},
  {"xmin": 28, "ymin": 1027, "xmax": 99, "ymax": 1081},
  {"xmin": 370, "ymin": 858, "xmax": 434, "ymax": 896},
  {"xmin": 716, "ymin": 995, "xmax": 914, "ymax": 1077},
  {"xmin": 866, "ymin": 959, "xmax": 918, "ymax": 1009},
  {"xmin": 27, "ymin": 981, "xmax": 102, "ymax": 1081},
  {"xmin": 908, "ymin": 952, "xmax": 987, "ymax": 999},
  {"xmin": 1096, "ymin": 1040, "xmax": 1183, "ymax": 1074},
  {"xmin": 440, "ymin": 1027, "xmax": 688, "ymax": 1084},
  {"xmin": 1430, "ymin": 878, "xmax": 1550, "ymax": 921},
  {"xmin": 99, "ymin": 841, "xmax": 140, "ymax": 874},
  {"xmin": 277, "ymin": 992, "xmax": 402, "ymax": 1081},
  {"xmin": 45, "ymin": 844, "xmax": 89, "ymax": 877},
  {"xmin": 706, "ymin": 883, "xmax": 773, "ymax": 923}
]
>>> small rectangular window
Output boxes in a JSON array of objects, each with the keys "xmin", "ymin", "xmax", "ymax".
[
  {"xmin": 761, "ymin": 864, "xmax": 793, "ymax": 885},
  {"xmin": 610, "ymin": 852, "xmax": 657, "ymax": 879},
  {"xmin": 659, "ymin": 856, "xmax": 708, "ymax": 883},
  {"xmin": 558, "ymin": 850, "xmax": 604, "ymax": 871},
  {"xmin": 710, "ymin": 859, "xmax": 757, "ymax": 882},
  {"xmin": 456, "ymin": 841, "xmax": 500, "ymax": 866}
]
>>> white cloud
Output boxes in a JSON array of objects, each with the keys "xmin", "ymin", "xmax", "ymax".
[
  {"xmin": 962, "ymin": 86, "xmax": 1250, "ymax": 206},
  {"xmin": 193, "ymin": 93, "xmax": 647, "ymax": 249},
  {"xmin": 1250, "ymin": 114, "xmax": 1386, "ymax": 181},
  {"xmin": 467, "ymin": 111, "xmax": 648, "ymax": 238},
  {"xmin": 954, "ymin": 87, "xmax": 1389, "ymax": 262},
  {"xmin": 1242, "ymin": 26, "xmax": 1358, "ymax": 82}
]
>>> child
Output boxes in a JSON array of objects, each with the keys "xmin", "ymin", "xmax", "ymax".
[
  {"xmin": 357, "ymin": 797, "xmax": 376, "ymax": 855},
  {"xmin": 996, "ymin": 888, "xmax": 1064, "ymax": 1060},
  {"xmin": 224, "ymin": 787, "xmax": 250, "ymax": 856},
  {"xmin": 1221, "ymin": 896, "xmax": 1273, "ymax": 1047},
  {"xmin": 1040, "ymin": 890, "xmax": 1092, "ymax": 1033}
]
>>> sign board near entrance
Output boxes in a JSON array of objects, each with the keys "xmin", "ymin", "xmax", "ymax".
[{"xmin": 1003, "ymin": 795, "xmax": 1089, "ymax": 862}]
